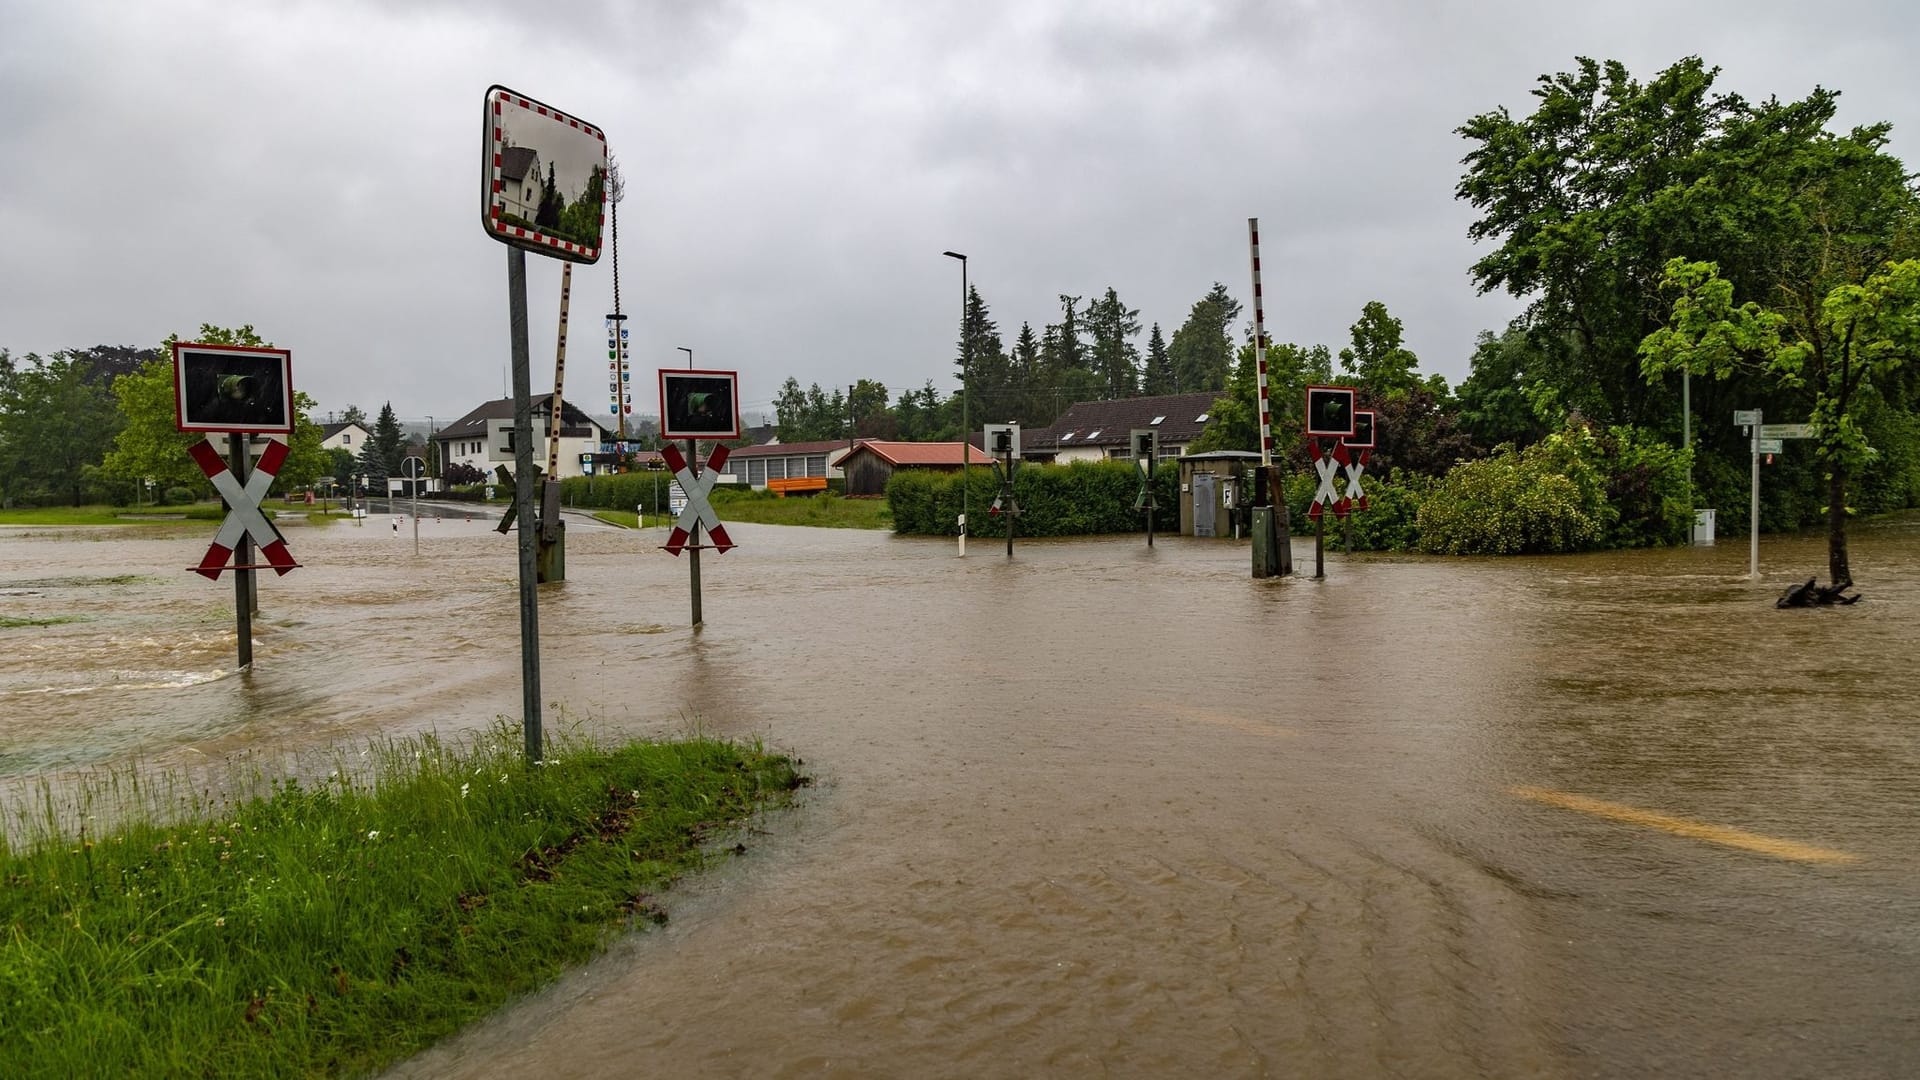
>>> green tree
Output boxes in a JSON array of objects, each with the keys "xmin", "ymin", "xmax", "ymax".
[
  {"xmin": 1454, "ymin": 322, "xmax": 1558, "ymax": 449},
  {"xmin": 1141, "ymin": 323, "xmax": 1173, "ymax": 396},
  {"xmin": 1190, "ymin": 340, "xmax": 1332, "ymax": 456},
  {"xmin": 1084, "ymin": 286, "xmax": 1142, "ymax": 399},
  {"xmin": 1168, "ymin": 283, "xmax": 1241, "ymax": 392},
  {"xmin": 1339, "ymin": 301, "xmax": 1423, "ymax": 398},
  {"xmin": 1642, "ymin": 257, "xmax": 1920, "ymax": 586},
  {"xmin": 371, "ymin": 402, "xmax": 405, "ymax": 476},
  {"xmin": 849, "ymin": 378, "xmax": 894, "ymax": 438},
  {"xmin": 338, "ymin": 404, "xmax": 367, "ymax": 426},
  {"xmin": 0, "ymin": 351, "xmax": 123, "ymax": 506},
  {"xmin": 101, "ymin": 325, "xmax": 327, "ymax": 497},
  {"xmin": 772, "ymin": 378, "xmax": 848, "ymax": 442}
]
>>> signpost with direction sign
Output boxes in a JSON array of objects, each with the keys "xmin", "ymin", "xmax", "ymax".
[{"xmin": 1733, "ymin": 410, "xmax": 1815, "ymax": 579}]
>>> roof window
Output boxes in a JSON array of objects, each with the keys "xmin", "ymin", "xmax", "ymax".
[
  {"xmin": 1195, "ymin": 412, "xmax": 1210, "ymax": 423},
  {"xmin": 1059, "ymin": 432, "xmax": 1074, "ymax": 442},
  {"xmin": 1150, "ymin": 416, "xmax": 1165, "ymax": 425},
  {"xmin": 1087, "ymin": 429, "xmax": 1101, "ymax": 440}
]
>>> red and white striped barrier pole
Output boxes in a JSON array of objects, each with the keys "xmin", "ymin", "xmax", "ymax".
[{"xmin": 1248, "ymin": 218, "xmax": 1272, "ymax": 468}]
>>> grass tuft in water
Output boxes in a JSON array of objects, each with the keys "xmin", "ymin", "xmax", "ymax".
[{"xmin": 0, "ymin": 727, "xmax": 805, "ymax": 1079}]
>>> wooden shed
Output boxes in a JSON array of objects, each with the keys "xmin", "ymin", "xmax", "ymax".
[{"xmin": 832, "ymin": 441, "xmax": 985, "ymax": 497}]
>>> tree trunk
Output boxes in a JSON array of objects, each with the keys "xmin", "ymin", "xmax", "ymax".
[{"xmin": 1827, "ymin": 458, "xmax": 1851, "ymax": 586}]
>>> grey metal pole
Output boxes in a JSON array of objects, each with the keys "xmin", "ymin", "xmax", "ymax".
[
  {"xmin": 944, "ymin": 250, "xmax": 969, "ymax": 556},
  {"xmin": 1004, "ymin": 444, "xmax": 1014, "ymax": 559},
  {"xmin": 508, "ymin": 246, "xmax": 543, "ymax": 763},
  {"xmin": 411, "ymin": 473, "xmax": 419, "ymax": 556},
  {"xmin": 228, "ymin": 433, "xmax": 253, "ymax": 669},
  {"xmin": 688, "ymin": 439, "xmax": 702, "ymax": 627},
  {"xmin": 1750, "ymin": 408, "xmax": 1761, "ymax": 580},
  {"xmin": 1147, "ymin": 456, "xmax": 1155, "ymax": 549}
]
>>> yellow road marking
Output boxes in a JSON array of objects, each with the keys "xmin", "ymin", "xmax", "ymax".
[{"xmin": 1508, "ymin": 786, "xmax": 1859, "ymax": 865}]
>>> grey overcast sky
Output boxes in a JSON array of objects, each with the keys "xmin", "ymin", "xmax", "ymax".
[{"xmin": 4, "ymin": 0, "xmax": 1918, "ymax": 424}]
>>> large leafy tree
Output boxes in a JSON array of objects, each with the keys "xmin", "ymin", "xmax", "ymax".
[
  {"xmin": 1339, "ymin": 301, "xmax": 1424, "ymax": 398},
  {"xmin": 101, "ymin": 324, "xmax": 327, "ymax": 496},
  {"xmin": 1454, "ymin": 322, "xmax": 1559, "ymax": 450},
  {"xmin": 1458, "ymin": 57, "xmax": 1791, "ymax": 428},
  {"xmin": 1190, "ymin": 340, "xmax": 1332, "ymax": 457},
  {"xmin": 1643, "ymin": 258, "xmax": 1920, "ymax": 586},
  {"xmin": 0, "ymin": 350, "xmax": 123, "ymax": 506},
  {"xmin": 1168, "ymin": 283, "xmax": 1241, "ymax": 392}
]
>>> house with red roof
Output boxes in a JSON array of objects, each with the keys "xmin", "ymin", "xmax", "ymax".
[{"xmin": 832, "ymin": 440, "xmax": 988, "ymax": 497}]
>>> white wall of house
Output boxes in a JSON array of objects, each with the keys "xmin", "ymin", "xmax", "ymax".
[
  {"xmin": 442, "ymin": 417, "xmax": 607, "ymax": 480},
  {"xmin": 321, "ymin": 424, "xmax": 369, "ymax": 453},
  {"xmin": 734, "ymin": 451, "xmax": 841, "ymax": 489}
]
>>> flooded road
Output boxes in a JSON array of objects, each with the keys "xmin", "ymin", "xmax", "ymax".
[{"xmin": 5, "ymin": 511, "xmax": 1920, "ymax": 1077}]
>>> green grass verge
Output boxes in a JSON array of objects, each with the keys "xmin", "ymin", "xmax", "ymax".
[
  {"xmin": 591, "ymin": 510, "xmax": 638, "ymax": 529},
  {"xmin": 0, "ymin": 730, "xmax": 806, "ymax": 1079},
  {"xmin": 707, "ymin": 490, "xmax": 892, "ymax": 529},
  {"xmin": 0, "ymin": 505, "xmax": 276, "ymax": 526},
  {"xmin": 0, "ymin": 615, "xmax": 84, "ymax": 628}
]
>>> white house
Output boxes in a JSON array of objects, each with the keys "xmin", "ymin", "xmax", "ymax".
[
  {"xmin": 320, "ymin": 421, "xmax": 370, "ymax": 453},
  {"xmin": 1020, "ymin": 391, "xmax": 1220, "ymax": 464},
  {"xmin": 498, "ymin": 146, "xmax": 543, "ymax": 222},
  {"xmin": 434, "ymin": 395, "xmax": 610, "ymax": 480}
]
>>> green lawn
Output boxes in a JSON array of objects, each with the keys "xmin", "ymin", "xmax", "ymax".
[
  {"xmin": 0, "ymin": 504, "xmax": 275, "ymax": 526},
  {"xmin": 0, "ymin": 730, "xmax": 804, "ymax": 1079}
]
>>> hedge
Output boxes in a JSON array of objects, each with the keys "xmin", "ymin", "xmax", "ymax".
[{"xmin": 887, "ymin": 460, "xmax": 1178, "ymax": 537}]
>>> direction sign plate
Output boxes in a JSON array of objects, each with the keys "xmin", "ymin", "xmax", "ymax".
[
  {"xmin": 1760, "ymin": 423, "xmax": 1812, "ymax": 439},
  {"xmin": 1757, "ymin": 438, "xmax": 1784, "ymax": 454},
  {"xmin": 1733, "ymin": 409, "xmax": 1761, "ymax": 426}
]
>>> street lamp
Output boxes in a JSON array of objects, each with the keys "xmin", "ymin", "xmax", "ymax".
[
  {"xmin": 943, "ymin": 250, "xmax": 969, "ymax": 555},
  {"xmin": 677, "ymin": 346, "xmax": 693, "ymax": 370},
  {"xmin": 425, "ymin": 415, "xmax": 436, "ymax": 480}
]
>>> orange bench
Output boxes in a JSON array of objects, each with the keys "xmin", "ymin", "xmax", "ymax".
[{"xmin": 767, "ymin": 477, "xmax": 828, "ymax": 497}]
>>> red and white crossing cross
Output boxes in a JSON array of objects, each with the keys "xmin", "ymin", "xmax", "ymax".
[
  {"xmin": 1310, "ymin": 441, "xmax": 1344, "ymax": 518},
  {"xmin": 187, "ymin": 439, "xmax": 298, "ymax": 579},
  {"xmin": 659, "ymin": 443, "xmax": 735, "ymax": 556},
  {"xmin": 1344, "ymin": 446, "xmax": 1371, "ymax": 512}
]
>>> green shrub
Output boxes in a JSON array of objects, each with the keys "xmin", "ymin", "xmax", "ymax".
[
  {"xmin": 163, "ymin": 486, "xmax": 196, "ymax": 506},
  {"xmin": 1415, "ymin": 446, "xmax": 1599, "ymax": 554}
]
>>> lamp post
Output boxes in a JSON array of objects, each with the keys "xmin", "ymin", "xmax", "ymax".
[
  {"xmin": 943, "ymin": 250, "xmax": 969, "ymax": 556},
  {"xmin": 425, "ymin": 415, "xmax": 436, "ymax": 481},
  {"xmin": 677, "ymin": 346, "xmax": 693, "ymax": 370}
]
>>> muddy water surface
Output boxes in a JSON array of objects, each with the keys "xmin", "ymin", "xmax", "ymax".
[{"xmin": 4, "ymin": 511, "xmax": 1918, "ymax": 1078}]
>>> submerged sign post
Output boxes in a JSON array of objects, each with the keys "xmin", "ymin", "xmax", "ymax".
[
  {"xmin": 173, "ymin": 342, "xmax": 299, "ymax": 670},
  {"xmin": 659, "ymin": 368, "xmax": 742, "ymax": 627},
  {"xmin": 481, "ymin": 84, "xmax": 607, "ymax": 764}
]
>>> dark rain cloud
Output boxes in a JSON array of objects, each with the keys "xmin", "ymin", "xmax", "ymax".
[{"xmin": 2, "ymin": 0, "xmax": 1917, "ymax": 424}]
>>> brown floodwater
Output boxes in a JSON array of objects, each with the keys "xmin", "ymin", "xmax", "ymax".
[{"xmin": 4, "ymin": 509, "xmax": 1919, "ymax": 1078}]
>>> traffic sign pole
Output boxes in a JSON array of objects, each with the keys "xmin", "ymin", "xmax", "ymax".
[
  {"xmin": 1750, "ymin": 408, "xmax": 1761, "ymax": 580},
  {"xmin": 508, "ymin": 245, "xmax": 543, "ymax": 764},
  {"xmin": 229, "ymin": 434, "xmax": 254, "ymax": 668}
]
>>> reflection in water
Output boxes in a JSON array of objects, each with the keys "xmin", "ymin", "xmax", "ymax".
[{"xmin": 4, "ymin": 512, "xmax": 1919, "ymax": 1077}]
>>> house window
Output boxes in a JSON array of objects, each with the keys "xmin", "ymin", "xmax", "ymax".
[
  {"xmin": 1087, "ymin": 429, "xmax": 1101, "ymax": 440},
  {"xmin": 747, "ymin": 459, "xmax": 766, "ymax": 486},
  {"xmin": 769, "ymin": 458, "xmax": 787, "ymax": 481},
  {"xmin": 807, "ymin": 455, "xmax": 826, "ymax": 477},
  {"xmin": 1195, "ymin": 412, "xmax": 1209, "ymax": 423},
  {"xmin": 1060, "ymin": 432, "xmax": 1074, "ymax": 442},
  {"xmin": 1150, "ymin": 416, "xmax": 1165, "ymax": 425},
  {"xmin": 342, "ymin": 434, "xmax": 351, "ymax": 444}
]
